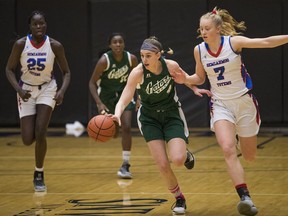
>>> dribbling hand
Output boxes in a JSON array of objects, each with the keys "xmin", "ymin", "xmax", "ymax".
[
  {"xmin": 107, "ymin": 114, "xmax": 121, "ymax": 126},
  {"xmin": 106, "ymin": 114, "xmax": 120, "ymax": 138}
]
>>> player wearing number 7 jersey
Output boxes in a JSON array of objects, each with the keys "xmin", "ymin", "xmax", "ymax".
[
  {"xmin": 173, "ymin": 7, "xmax": 288, "ymax": 216},
  {"xmin": 6, "ymin": 10, "xmax": 71, "ymax": 192}
]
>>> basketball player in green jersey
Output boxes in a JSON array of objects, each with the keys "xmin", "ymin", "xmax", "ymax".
[
  {"xmin": 110, "ymin": 36, "xmax": 211, "ymax": 214},
  {"xmin": 89, "ymin": 33, "xmax": 138, "ymax": 179}
]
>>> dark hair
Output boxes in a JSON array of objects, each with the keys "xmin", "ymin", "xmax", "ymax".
[
  {"xmin": 107, "ymin": 32, "xmax": 125, "ymax": 45},
  {"xmin": 97, "ymin": 33, "xmax": 126, "ymax": 58},
  {"xmin": 28, "ymin": 10, "xmax": 46, "ymax": 25}
]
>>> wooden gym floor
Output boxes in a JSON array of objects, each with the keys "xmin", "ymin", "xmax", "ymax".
[{"xmin": 0, "ymin": 127, "xmax": 287, "ymax": 216}]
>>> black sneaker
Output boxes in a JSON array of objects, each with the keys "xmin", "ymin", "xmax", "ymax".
[
  {"xmin": 33, "ymin": 171, "xmax": 47, "ymax": 192},
  {"xmin": 171, "ymin": 198, "xmax": 186, "ymax": 214},
  {"xmin": 117, "ymin": 162, "xmax": 132, "ymax": 179},
  {"xmin": 184, "ymin": 149, "xmax": 195, "ymax": 169}
]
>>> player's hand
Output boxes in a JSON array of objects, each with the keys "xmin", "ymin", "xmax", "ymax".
[
  {"xmin": 107, "ymin": 114, "xmax": 121, "ymax": 127},
  {"xmin": 172, "ymin": 70, "xmax": 187, "ymax": 84},
  {"xmin": 53, "ymin": 90, "xmax": 64, "ymax": 106},
  {"xmin": 188, "ymin": 85, "xmax": 212, "ymax": 97},
  {"xmin": 18, "ymin": 89, "xmax": 31, "ymax": 102},
  {"xmin": 100, "ymin": 108, "xmax": 110, "ymax": 115},
  {"xmin": 97, "ymin": 103, "xmax": 109, "ymax": 115},
  {"xmin": 106, "ymin": 114, "xmax": 120, "ymax": 138}
]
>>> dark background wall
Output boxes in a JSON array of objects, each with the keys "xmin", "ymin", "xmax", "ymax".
[
  {"xmin": 0, "ymin": 0, "xmax": 89, "ymax": 126},
  {"xmin": 0, "ymin": 0, "xmax": 287, "ymax": 128}
]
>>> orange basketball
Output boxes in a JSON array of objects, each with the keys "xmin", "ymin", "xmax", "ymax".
[{"xmin": 87, "ymin": 115, "xmax": 116, "ymax": 142}]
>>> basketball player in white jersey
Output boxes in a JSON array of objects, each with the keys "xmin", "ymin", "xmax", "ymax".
[
  {"xmin": 174, "ymin": 7, "xmax": 288, "ymax": 216},
  {"xmin": 6, "ymin": 10, "xmax": 71, "ymax": 192}
]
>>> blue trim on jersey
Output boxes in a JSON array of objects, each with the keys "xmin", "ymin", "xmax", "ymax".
[
  {"xmin": 228, "ymin": 36, "xmax": 240, "ymax": 55},
  {"xmin": 28, "ymin": 34, "xmax": 47, "ymax": 41},
  {"xmin": 205, "ymin": 36, "xmax": 224, "ymax": 57},
  {"xmin": 28, "ymin": 34, "xmax": 47, "ymax": 49},
  {"xmin": 241, "ymin": 64, "xmax": 253, "ymax": 90},
  {"xmin": 198, "ymin": 45, "xmax": 202, "ymax": 64}
]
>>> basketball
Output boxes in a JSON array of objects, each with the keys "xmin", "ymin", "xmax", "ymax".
[{"xmin": 87, "ymin": 115, "xmax": 116, "ymax": 142}]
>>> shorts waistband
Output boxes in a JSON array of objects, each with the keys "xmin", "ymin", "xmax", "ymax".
[
  {"xmin": 142, "ymin": 106, "xmax": 179, "ymax": 113},
  {"xmin": 242, "ymin": 90, "xmax": 252, "ymax": 97},
  {"xmin": 20, "ymin": 80, "xmax": 49, "ymax": 90}
]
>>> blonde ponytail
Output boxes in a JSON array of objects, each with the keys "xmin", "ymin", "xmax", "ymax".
[{"xmin": 198, "ymin": 7, "xmax": 247, "ymax": 37}]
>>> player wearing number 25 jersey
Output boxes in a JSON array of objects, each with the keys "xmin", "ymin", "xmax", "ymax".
[
  {"xmin": 17, "ymin": 34, "xmax": 59, "ymax": 117},
  {"xmin": 6, "ymin": 10, "xmax": 71, "ymax": 192},
  {"xmin": 20, "ymin": 34, "xmax": 55, "ymax": 86}
]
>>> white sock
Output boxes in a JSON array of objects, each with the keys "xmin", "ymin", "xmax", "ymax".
[
  {"xmin": 123, "ymin": 151, "xmax": 131, "ymax": 163},
  {"xmin": 35, "ymin": 167, "xmax": 44, "ymax": 172}
]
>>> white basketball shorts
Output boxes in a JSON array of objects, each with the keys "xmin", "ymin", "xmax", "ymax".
[
  {"xmin": 210, "ymin": 93, "xmax": 261, "ymax": 137},
  {"xmin": 17, "ymin": 79, "xmax": 57, "ymax": 118}
]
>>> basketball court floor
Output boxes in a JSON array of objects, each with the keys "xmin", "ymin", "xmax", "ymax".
[{"xmin": 0, "ymin": 127, "xmax": 287, "ymax": 215}]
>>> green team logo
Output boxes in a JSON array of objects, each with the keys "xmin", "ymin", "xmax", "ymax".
[
  {"xmin": 146, "ymin": 75, "xmax": 171, "ymax": 94},
  {"xmin": 108, "ymin": 65, "xmax": 129, "ymax": 82}
]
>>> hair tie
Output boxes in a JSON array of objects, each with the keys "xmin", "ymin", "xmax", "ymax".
[
  {"xmin": 166, "ymin": 48, "xmax": 174, "ymax": 55},
  {"xmin": 212, "ymin": 7, "xmax": 217, "ymax": 14}
]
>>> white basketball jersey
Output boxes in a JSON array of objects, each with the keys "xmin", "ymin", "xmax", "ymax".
[
  {"xmin": 198, "ymin": 36, "xmax": 252, "ymax": 100},
  {"xmin": 20, "ymin": 35, "xmax": 55, "ymax": 85}
]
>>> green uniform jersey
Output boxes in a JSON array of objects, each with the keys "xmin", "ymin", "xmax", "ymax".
[
  {"xmin": 137, "ymin": 57, "xmax": 180, "ymax": 111},
  {"xmin": 100, "ymin": 50, "xmax": 132, "ymax": 93},
  {"xmin": 99, "ymin": 50, "xmax": 135, "ymax": 113},
  {"xmin": 136, "ymin": 57, "xmax": 189, "ymax": 143}
]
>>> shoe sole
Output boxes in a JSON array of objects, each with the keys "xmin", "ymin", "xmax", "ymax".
[
  {"xmin": 173, "ymin": 208, "xmax": 186, "ymax": 215},
  {"xmin": 117, "ymin": 171, "xmax": 132, "ymax": 179},
  {"xmin": 34, "ymin": 187, "xmax": 47, "ymax": 192}
]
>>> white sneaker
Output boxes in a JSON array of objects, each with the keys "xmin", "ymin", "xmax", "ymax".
[{"xmin": 237, "ymin": 195, "xmax": 258, "ymax": 215}]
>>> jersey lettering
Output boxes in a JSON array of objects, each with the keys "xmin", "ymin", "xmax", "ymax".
[
  {"xmin": 207, "ymin": 58, "xmax": 229, "ymax": 67},
  {"xmin": 214, "ymin": 66, "xmax": 225, "ymax": 81},
  {"xmin": 214, "ymin": 66, "xmax": 232, "ymax": 87},
  {"xmin": 27, "ymin": 58, "xmax": 46, "ymax": 71},
  {"xmin": 145, "ymin": 75, "xmax": 171, "ymax": 94},
  {"xmin": 107, "ymin": 65, "xmax": 129, "ymax": 82}
]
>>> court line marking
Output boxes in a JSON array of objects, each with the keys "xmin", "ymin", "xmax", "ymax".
[
  {"xmin": 0, "ymin": 192, "xmax": 287, "ymax": 196},
  {"xmin": 0, "ymin": 155, "xmax": 287, "ymax": 159}
]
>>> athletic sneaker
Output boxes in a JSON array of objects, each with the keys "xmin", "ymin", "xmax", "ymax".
[
  {"xmin": 237, "ymin": 195, "xmax": 258, "ymax": 216},
  {"xmin": 171, "ymin": 198, "xmax": 186, "ymax": 214},
  {"xmin": 33, "ymin": 171, "xmax": 47, "ymax": 192},
  {"xmin": 184, "ymin": 149, "xmax": 195, "ymax": 169},
  {"xmin": 117, "ymin": 162, "xmax": 132, "ymax": 179}
]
